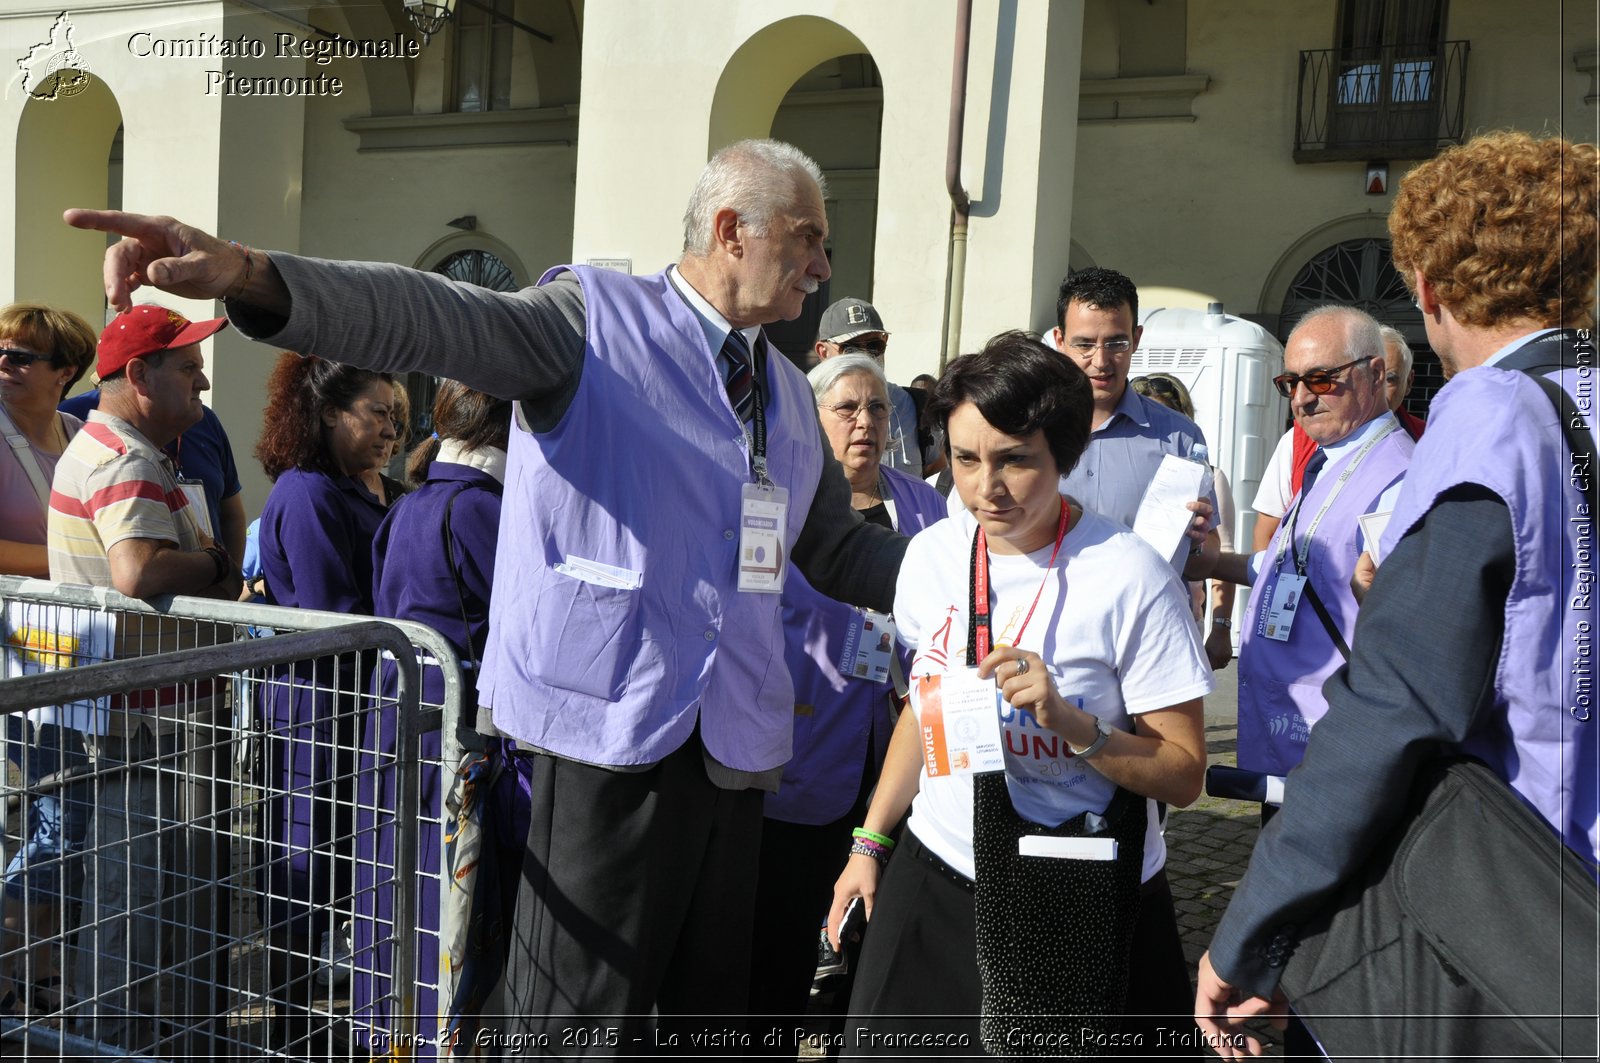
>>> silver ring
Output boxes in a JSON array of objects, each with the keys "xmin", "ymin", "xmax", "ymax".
[{"xmin": 1014, "ymin": 657, "xmax": 1029, "ymax": 678}]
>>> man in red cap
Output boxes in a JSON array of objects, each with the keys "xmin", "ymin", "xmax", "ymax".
[{"xmin": 46, "ymin": 303, "xmax": 240, "ymax": 1056}]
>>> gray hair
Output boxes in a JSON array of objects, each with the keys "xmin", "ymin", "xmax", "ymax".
[
  {"xmin": 682, "ymin": 139, "xmax": 828, "ymax": 255},
  {"xmin": 807, "ymin": 351, "xmax": 887, "ymax": 402},
  {"xmin": 1290, "ymin": 304, "xmax": 1384, "ymax": 365},
  {"xmin": 1378, "ymin": 324, "xmax": 1414, "ymax": 379}
]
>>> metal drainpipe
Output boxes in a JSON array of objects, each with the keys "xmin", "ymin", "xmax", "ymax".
[{"xmin": 941, "ymin": 0, "xmax": 974, "ymax": 373}]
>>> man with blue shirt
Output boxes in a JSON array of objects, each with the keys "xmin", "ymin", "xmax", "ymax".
[{"xmin": 1050, "ymin": 267, "xmax": 1217, "ymax": 578}]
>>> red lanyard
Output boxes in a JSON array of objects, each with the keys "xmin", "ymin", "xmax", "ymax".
[{"xmin": 969, "ymin": 499, "xmax": 1070, "ymax": 660}]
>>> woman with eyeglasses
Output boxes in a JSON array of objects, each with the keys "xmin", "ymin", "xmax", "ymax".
[
  {"xmin": 748, "ymin": 352, "xmax": 948, "ymax": 1040},
  {"xmin": 0, "ymin": 304, "xmax": 97, "ymax": 1016},
  {"xmin": 828, "ymin": 333, "xmax": 1212, "ymax": 1057}
]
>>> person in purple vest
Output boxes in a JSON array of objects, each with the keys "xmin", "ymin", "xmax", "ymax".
[
  {"xmin": 1210, "ymin": 306, "xmax": 1414, "ymax": 789},
  {"xmin": 65, "ymin": 137, "xmax": 907, "ymax": 1046},
  {"xmin": 1196, "ymin": 132, "xmax": 1599, "ymax": 1059},
  {"xmin": 749, "ymin": 352, "xmax": 947, "ymax": 1041}
]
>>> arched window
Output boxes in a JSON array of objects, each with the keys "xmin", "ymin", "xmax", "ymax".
[{"xmin": 397, "ymin": 249, "xmax": 521, "ymax": 450}]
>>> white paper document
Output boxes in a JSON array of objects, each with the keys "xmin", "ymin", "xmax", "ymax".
[
  {"xmin": 1131, "ymin": 454, "xmax": 1214, "ymax": 572},
  {"xmin": 1357, "ymin": 510, "xmax": 1394, "ymax": 566}
]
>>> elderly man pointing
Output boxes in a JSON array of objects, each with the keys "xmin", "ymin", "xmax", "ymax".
[{"xmin": 68, "ymin": 138, "xmax": 906, "ymax": 1045}]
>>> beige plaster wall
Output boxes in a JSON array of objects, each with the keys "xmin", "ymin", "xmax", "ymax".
[
  {"xmin": 573, "ymin": 0, "xmax": 1084, "ymax": 381},
  {"xmin": 1069, "ymin": 0, "xmax": 1598, "ymax": 326}
]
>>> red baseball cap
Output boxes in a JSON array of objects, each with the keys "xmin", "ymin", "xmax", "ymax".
[{"xmin": 97, "ymin": 305, "xmax": 228, "ymax": 378}]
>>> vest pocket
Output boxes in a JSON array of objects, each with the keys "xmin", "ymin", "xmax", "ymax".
[{"xmin": 532, "ymin": 568, "xmax": 642, "ymax": 700}]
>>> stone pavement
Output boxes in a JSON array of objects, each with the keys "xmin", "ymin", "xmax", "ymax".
[{"xmin": 1162, "ymin": 664, "xmax": 1286, "ymax": 1057}]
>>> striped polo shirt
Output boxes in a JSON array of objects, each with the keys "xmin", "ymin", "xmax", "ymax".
[{"xmin": 48, "ymin": 410, "xmax": 219, "ymax": 733}]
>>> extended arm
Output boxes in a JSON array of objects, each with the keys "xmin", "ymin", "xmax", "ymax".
[{"xmin": 64, "ymin": 209, "xmax": 588, "ymax": 411}]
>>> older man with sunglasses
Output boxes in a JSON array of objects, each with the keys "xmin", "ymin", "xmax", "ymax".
[{"xmin": 1209, "ymin": 306, "xmax": 1413, "ymax": 821}]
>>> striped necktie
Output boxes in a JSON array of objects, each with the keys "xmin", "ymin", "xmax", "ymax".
[{"xmin": 721, "ymin": 328, "xmax": 758, "ymax": 423}]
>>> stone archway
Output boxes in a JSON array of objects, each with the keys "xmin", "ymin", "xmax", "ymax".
[
  {"xmin": 16, "ymin": 74, "xmax": 122, "ymax": 328},
  {"xmin": 709, "ymin": 17, "xmax": 883, "ymax": 365}
]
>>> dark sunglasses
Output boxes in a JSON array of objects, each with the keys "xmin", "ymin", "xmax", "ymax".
[
  {"xmin": 0, "ymin": 346, "xmax": 56, "ymax": 369},
  {"xmin": 1272, "ymin": 355, "xmax": 1376, "ymax": 397},
  {"xmin": 842, "ymin": 336, "xmax": 888, "ymax": 356}
]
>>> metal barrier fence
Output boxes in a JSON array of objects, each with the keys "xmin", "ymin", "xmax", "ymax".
[{"xmin": 0, "ymin": 575, "xmax": 467, "ymax": 1061}]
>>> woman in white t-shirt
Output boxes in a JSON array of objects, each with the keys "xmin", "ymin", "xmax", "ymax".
[{"xmin": 828, "ymin": 331, "xmax": 1213, "ymax": 1057}]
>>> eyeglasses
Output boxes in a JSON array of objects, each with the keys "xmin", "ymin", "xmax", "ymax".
[
  {"xmin": 1065, "ymin": 338, "xmax": 1133, "ymax": 355},
  {"xmin": 0, "ymin": 347, "xmax": 55, "ymax": 369},
  {"xmin": 819, "ymin": 399, "xmax": 891, "ymax": 423},
  {"xmin": 841, "ymin": 336, "xmax": 888, "ymax": 357},
  {"xmin": 1272, "ymin": 356, "xmax": 1377, "ymax": 397}
]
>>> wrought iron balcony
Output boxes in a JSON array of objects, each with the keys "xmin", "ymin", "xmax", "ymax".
[{"xmin": 1295, "ymin": 41, "xmax": 1470, "ymax": 162}]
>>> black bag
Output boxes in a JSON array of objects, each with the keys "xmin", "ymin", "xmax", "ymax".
[{"xmin": 1279, "ymin": 757, "xmax": 1599, "ymax": 1060}]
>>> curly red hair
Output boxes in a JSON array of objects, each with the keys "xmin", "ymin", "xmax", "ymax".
[
  {"xmin": 1390, "ymin": 131, "xmax": 1598, "ymax": 329},
  {"xmin": 255, "ymin": 352, "xmax": 392, "ymax": 481}
]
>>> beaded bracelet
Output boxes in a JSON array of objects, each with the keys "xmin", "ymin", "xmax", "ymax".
[
  {"xmin": 227, "ymin": 241, "xmax": 254, "ymax": 300},
  {"xmin": 850, "ymin": 839, "xmax": 891, "ymax": 865},
  {"xmin": 851, "ymin": 827, "xmax": 895, "ymax": 850}
]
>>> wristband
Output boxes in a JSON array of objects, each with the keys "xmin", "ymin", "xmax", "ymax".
[
  {"xmin": 204, "ymin": 544, "xmax": 230, "ymax": 585},
  {"xmin": 850, "ymin": 840, "xmax": 891, "ymax": 865},
  {"xmin": 851, "ymin": 827, "xmax": 895, "ymax": 850},
  {"xmin": 1212, "ymin": 617, "xmax": 1232, "ymax": 628}
]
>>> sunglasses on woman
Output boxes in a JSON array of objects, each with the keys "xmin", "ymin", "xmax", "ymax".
[{"xmin": 0, "ymin": 346, "xmax": 56, "ymax": 369}]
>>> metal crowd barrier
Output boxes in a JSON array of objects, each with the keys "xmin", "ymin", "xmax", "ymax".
[{"xmin": 0, "ymin": 576, "xmax": 467, "ymax": 1061}]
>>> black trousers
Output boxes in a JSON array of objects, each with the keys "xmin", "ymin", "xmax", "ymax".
[
  {"xmin": 502, "ymin": 739, "xmax": 763, "ymax": 1055},
  {"xmin": 843, "ymin": 831, "xmax": 1199, "ymax": 1059}
]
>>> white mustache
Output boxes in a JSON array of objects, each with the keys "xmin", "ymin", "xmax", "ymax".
[{"xmin": 798, "ymin": 278, "xmax": 819, "ymax": 294}]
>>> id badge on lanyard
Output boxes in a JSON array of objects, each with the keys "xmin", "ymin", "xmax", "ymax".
[
  {"xmin": 177, "ymin": 477, "xmax": 213, "ymax": 540},
  {"xmin": 1260, "ymin": 571, "xmax": 1306, "ymax": 641},
  {"xmin": 738, "ymin": 481, "xmax": 789, "ymax": 593},
  {"xmin": 839, "ymin": 608, "xmax": 896, "ymax": 682},
  {"xmin": 734, "ymin": 333, "xmax": 791, "ymax": 594}
]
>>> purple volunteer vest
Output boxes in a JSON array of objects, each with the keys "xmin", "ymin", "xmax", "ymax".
[
  {"xmin": 1239, "ymin": 420, "xmax": 1414, "ymax": 776},
  {"xmin": 478, "ymin": 265, "xmax": 823, "ymax": 772},
  {"xmin": 1380, "ymin": 335, "xmax": 1599, "ymax": 865},
  {"xmin": 765, "ymin": 467, "xmax": 948, "ymax": 824}
]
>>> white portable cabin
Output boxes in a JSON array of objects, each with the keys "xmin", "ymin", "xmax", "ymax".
[{"xmin": 1131, "ymin": 304, "xmax": 1288, "ymax": 584}]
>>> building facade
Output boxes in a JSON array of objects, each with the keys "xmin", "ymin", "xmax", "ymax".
[{"xmin": 3, "ymin": 0, "xmax": 1594, "ymax": 511}]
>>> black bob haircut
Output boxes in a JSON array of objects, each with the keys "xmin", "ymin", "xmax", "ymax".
[
  {"xmin": 1055, "ymin": 266, "xmax": 1139, "ymax": 333},
  {"xmin": 927, "ymin": 330, "xmax": 1094, "ymax": 477}
]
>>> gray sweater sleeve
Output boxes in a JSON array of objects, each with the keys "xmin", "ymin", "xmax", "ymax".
[
  {"xmin": 229, "ymin": 252, "xmax": 906, "ymax": 601},
  {"xmin": 226, "ymin": 253, "xmax": 587, "ymax": 424}
]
